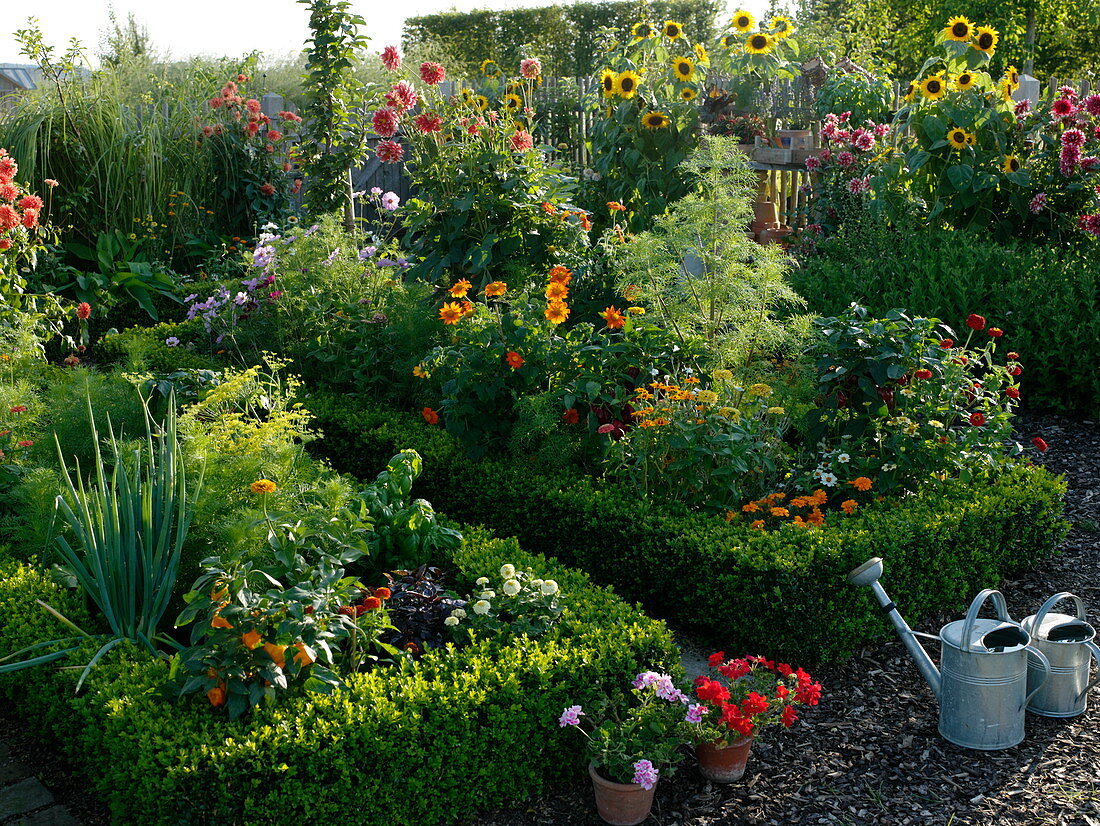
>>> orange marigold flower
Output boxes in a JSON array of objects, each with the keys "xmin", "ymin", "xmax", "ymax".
[
  {"xmin": 545, "ymin": 301, "xmax": 570, "ymax": 324},
  {"xmin": 850, "ymin": 476, "xmax": 873, "ymax": 492},
  {"xmin": 250, "ymin": 479, "xmax": 277, "ymax": 494},
  {"xmin": 807, "ymin": 508, "xmax": 825, "ymax": 526},
  {"xmin": 841, "ymin": 499, "xmax": 859, "ymax": 514},
  {"xmin": 506, "ymin": 351, "xmax": 525, "ymax": 369},
  {"xmin": 545, "ymin": 281, "xmax": 569, "ymax": 301},
  {"xmin": 792, "ymin": 516, "xmax": 807, "ymax": 527},
  {"xmin": 750, "ymin": 519, "xmax": 766, "ymax": 530},
  {"xmin": 548, "ymin": 265, "xmax": 573, "ymax": 284},
  {"xmin": 770, "ymin": 507, "xmax": 790, "ymax": 517},
  {"xmin": 607, "ymin": 201, "xmax": 626, "ymax": 211},
  {"xmin": 742, "ymin": 501, "xmax": 760, "ymax": 513},
  {"xmin": 484, "ymin": 281, "xmax": 508, "ymax": 297},
  {"xmin": 439, "ymin": 302, "xmax": 465, "ymax": 324},
  {"xmin": 810, "ymin": 489, "xmax": 828, "ymax": 505},
  {"xmin": 600, "ymin": 305, "xmax": 626, "ymax": 329},
  {"xmin": 422, "ymin": 407, "xmax": 440, "ymax": 425},
  {"xmin": 768, "ymin": 492, "xmax": 787, "ymax": 502},
  {"xmin": 789, "ymin": 497, "xmax": 808, "ymax": 508},
  {"xmin": 448, "ymin": 279, "xmax": 472, "ymax": 298}
]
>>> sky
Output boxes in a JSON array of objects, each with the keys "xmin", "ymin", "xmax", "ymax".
[{"xmin": 0, "ymin": 0, "xmax": 766, "ymax": 67}]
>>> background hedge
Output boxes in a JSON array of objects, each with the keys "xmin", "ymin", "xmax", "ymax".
[
  {"xmin": 791, "ymin": 225, "xmax": 1100, "ymax": 414},
  {"xmin": 307, "ymin": 395, "xmax": 1071, "ymax": 663},
  {"xmin": 0, "ymin": 531, "xmax": 677, "ymax": 824}
]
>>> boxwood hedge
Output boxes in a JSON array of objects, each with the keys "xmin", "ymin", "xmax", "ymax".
[
  {"xmin": 307, "ymin": 394, "xmax": 1070, "ymax": 663},
  {"xmin": 0, "ymin": 532, "xmax": 678, "ymax": 824}
]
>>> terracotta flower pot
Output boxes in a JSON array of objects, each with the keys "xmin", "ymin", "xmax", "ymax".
[
  {"xmin": 588, "ymin": 762, "xmax": 656, "ymax": 826},
  {"xmin": 695, "ymin": 736, "xmax": 753, "ymax": 783}
]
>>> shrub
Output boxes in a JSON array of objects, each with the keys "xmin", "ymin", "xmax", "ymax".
[
  {"xmin": 308, "ymin": 395, "xmax": 1069, "ymax": 662},
  {"xmin": 0, "ymin": 530, "xmax": 679, "ymax": 824}
]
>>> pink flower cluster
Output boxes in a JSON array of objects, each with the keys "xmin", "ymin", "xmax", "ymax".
[
  {"xmin": 0, "ymin": 149, "xmax": 42, "ymax": 244},
  {"xmin": 203, "ymin": 78, "xmax": 299, "ymax": 151}
]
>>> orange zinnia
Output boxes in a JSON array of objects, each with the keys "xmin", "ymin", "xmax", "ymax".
[
  {"xmin": 545, "ymin": 301, "xmax": 570, "ymax": 324},
  {"xmin": 506, "ymin": 351, "xmax": 525, "ymax": 369},
  {"xmin": 484, "ymin": 281, "xmax": 507, "ymax": 297},
  {"xmin": 850, "ymin": 476, "xmax": 873, "ymax": 492},
  {"xmin": 545, "ymin": 281, "xmax": 569, "ymax": 301},
  {"xmin": 607, "ymin": 201, "xmax": 626, "ymax": 211},
  {"xmin": 600, "ymin": 305, "xmax": 626, "ymax": 329},
  {"xmin": 841, "ymin": 499, "xmax": 858, "ymax": 514},
  {"xmin": 548, "ymin": 265, "xmax": 573, "ymax": 284},
  {"xmin": 448, "ymin": 279, "xmax": 472, "ymax": 298},
  {"xmin": 439, "ymin": 302, "xmax": 465, "ymax": 324},
  {"xmin": 422, "ymin": 407, "xmax": 440, "ymax": 425}
]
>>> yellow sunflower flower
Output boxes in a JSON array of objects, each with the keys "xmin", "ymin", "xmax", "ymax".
[
  {"xmin": 474, "ymin": 94, "xmax": 489, "ymax": 110},
  {"xmin": 999, "ymin": 77, "xmax": 1015, "ymax": 102},
  {"xmin": 599, "ymin": 69, "xmax": 616, "ymax": 98},
  {"xmin": 694, "ymin": 43, "xmax": 709, "ymax": 63},
  {"xmin": 745, "ymin": 33, "xmax": 774, "ymax": 55},
  {"xmin": 480, "ymin": 59, "xmax": 501, "ymax": 77},
  {"xmin": 663, "ymin": 20, "xmax": 683, "ymax": 40},
  {"xmin": 1002, "ymin": 154, "xmax": 1021, "ymax": 173},
  {"xmin": 720, "ymin": 33, "xmax": 738, "ymax": 50},
  {"xmin": 973, "ymin": 26, "xmax": 998, "ymax": 54},
  {"xmin": 680, "ymin": 87, "xmax": 698, "ymax": 101},
  {"xmin": 947, "ymin": 127, "xmax": 968, "ymax": 149},
  {"xmin": 631, "ymin": 21, "xmax": 655, "ymax": 41},
  {"xmin": 503, "ymin": 92, "xmax": 522, "ymax": 111},
  {"xmin": 944, "ymin": 16, "xmax": 973, "ymax": 42},
  {"xmin": 965, "ymin": 131, "xmax": 977, "ymax": 146},
  {"xmin": 672, "ymin": 56, "xmax": 695, "ymax": 82},
  {"xmin": 920, "ymin": 74, "xmax": 946, "ymax": 100},
  {"xmin": 616, "ymin": 70, "xmax": 641, "ymax": 98},
  {"xmin": 954, "ymin": 71, "xmax": 976, "ymax": 91},
  {"xmin": 642, "ymin": 111, "xmax": 671, "ymax": 129},
  {"xmin": 902, "ymin": 81, "xmax": 916, "ymax": 102},
  {"xmin": 731, "ymin": 10, "xmax": 755, "ymax": 32},
  {"xmin": 1005, "ymin": 65, "xmax": 1020, "ymax": 87},
  {"xmin": 769, "ymin": 16, "xmax": 794, "ymax": 38}
]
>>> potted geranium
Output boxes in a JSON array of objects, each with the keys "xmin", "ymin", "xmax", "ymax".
[
  {"xmin": 683, "ymin": 653, "xmax": 822, "ymax": 783},
  {"xmin": 559, "ymin": 670, "xmax": 688, "ymax": 825}
]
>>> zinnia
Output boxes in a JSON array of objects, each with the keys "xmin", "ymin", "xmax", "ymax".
[
  {"xmin": 422, "ymin": 407, "xmax": 440, "ymax": 425},
  {"xmin": 969, "ymin": 412, "xmax": 986, "ymax": 426},
  {"xmin": 966, "ymin": 313, "xmax": 986, "ymax": 330},
  {"xmin": 75, "ymin": 302, "xmax": 91, "ymax": 320}
]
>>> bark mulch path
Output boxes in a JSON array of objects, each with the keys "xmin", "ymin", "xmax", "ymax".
[{"xmin": 0, "ymin": 413, "xmax": 1096, "ymax": 826}]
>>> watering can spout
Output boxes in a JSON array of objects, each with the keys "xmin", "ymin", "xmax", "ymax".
[{"xmin": 847, "ymin": 558, "xmax": 942, "ymax": 698}]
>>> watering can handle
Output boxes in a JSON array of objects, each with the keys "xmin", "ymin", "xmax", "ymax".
[
  {"xmin": 961, "ymin": 589, "xmax": 1011, "ymax": 650},
  {"xmin": 1024, "ymin": 592, "xmax": 1087, "ymax": 635},
  {"xmin": 1022, "ymin": 645, "xmax": 1052, "ymax": 710},
  {"xmin": 1078, "ymin": 641, "xmax": 1100, "ymax": 702}
]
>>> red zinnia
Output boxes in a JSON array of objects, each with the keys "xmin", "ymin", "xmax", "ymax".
[
  {"xmin": 505, "ymin": 351, "xmax": 524, "ymax": 370},
  {"xmin": 422, "ymin": 407, "xmax": 440, "ymax": 425},
  {"xmin": 988, "ymin": 327, "xmax": 1003, "ymax": 337},
  {"xmin": 562, "ymin": 408, "xmax": 579, "ymax": 424},
  {"xmin": 969, "ymin": 412, "xmax": 986, "ymax": 426},
  {"xmin": 76, "ymin": 302, "xmax": 91, "ymax": 320},
  {"xmin": 1008, "ymin": 364, "xmax": 1022, "ymax": 376},
  {"xmin": 373, "ymin": 587, "xmax": 392, "ymax": 600},
  {"xmin": 363, "ymin": 596, "xmax": 382, "ymax": 611},
  {"xmin": 1032, "ymin": 436, "xmax": 1049, "ymax": 452},
  {"xmin": 1005, "ymin": 387, "xmax": 1020, "ymax": 399},
  {"xmin": 966, "ymin": 313, "xmax": 986, "ymax": 331},
  {"xmin": 939, "ymin": 338, "xmax": 953, "ymax": 348},
  {"xmin": 913, "ymin": 369, "xmax": 933, "ymax": 379},
  {"xmin": 419, "ymin": 62, "xmax": 446, "ymax": 85}
]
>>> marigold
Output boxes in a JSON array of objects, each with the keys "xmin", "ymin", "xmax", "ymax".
[
  {"xmin": 449, "ymin": 279, "xmax": 472, "ymax": 298},
  {"xmin": 750, "ymin": 519, "xmax": 765, "ymax": 530},
  {"xmin": 250, "ymin": 479, "xmax": 277, "ymax": 494},
  {"xmin": 600, "ymin": 305, "xmax": 626, "ymax": 329},
  {"xmin": 742, "ymin": 501, "xmax": 760, "ymax": 513},
  {"xmin": 850, "ymin": 477, "xmax": 873, "ymax": 492},
  {"xmin": 439, "ymin": 302, "xmax": 465, "ymax": 324},
  {"xmin": 841, "ymin": 499, "xmax": 858, "ymax": 514},
  {"xmin": 484, "ymin": 281, "xmax": 507, "ymax": 297},
  {"xmin": 422, "ymin": 407, "xmax": 440, "ymax": 425},
  {"xmin": 770, "ymin": 507, "xmax": 790, "ymax": 517},
  {"xmin": 807, "ymin": 509, "xmax": 826, "ymax": 526}
]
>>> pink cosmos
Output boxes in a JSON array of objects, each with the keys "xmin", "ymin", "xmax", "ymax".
[
  {"xmin": 804, "ymin": 155, "xmax": 822, "ymax": 171},
  {"xmin": 837, "ymin": 151, "xmax": 855, "ymax": 168},
  {"xmin": 509, "ymin": 130, "xmax": 534, "ymax": 152},
  {"xmin": 381, "ymin": 191, "xmax": 400, "ymax": 211},
  {"xmin": 268, "ymin": 290, "xmax": 283, "ymax": 300},
  {"xmin": 632, "ymin": 759, "xmax": 659, "ymax": 791},
  {"xmin": 414, "ymin": 112, "xmax": 443, "ymax": 134},
  {"xmin": 381, "ymin": 45, "xmax": 401, "ymax": 71},
  {"xmin": 376, "ymin": 140, "xmax": 404, "ymax": 164},
  {"xmin": 371, "ymin": 107, "xmax": 401, "ymax": 139},
  {"xmin": 520, "ymin": 58, "xmax": 542, "ymax": 79},
  {"xmin": 558, "ymin": 705, "xmax": 584, "ymax": 727},
  {"xmin": 385, "ymin": 81, "xmax": 419, "ymax": 113},
  {"xmin": 419, "ymin": 62, "xmax": 446, "ymax": 85},
  {"xmin": 1029, "ymin": 192, "xmax": 1047, "ymax": 214}
]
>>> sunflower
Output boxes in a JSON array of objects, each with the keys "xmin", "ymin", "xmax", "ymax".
[
  {"xmin": 545, "ymin": 301, "xmax": 570, "ymax": 324},
  {"xmin": 474, "ymin": 94, "xmax": 489, "ymax": 110},
  {"xmin": 480, "ymin": 59, "xmax": 501, "ymax": 77},
  {"xmin": 954, "ymin": 71, "xmax": 976, "ymax": 91},
  {"xmin": 720, "ymin": 33, "xmax": 738, "ymax": 49},
  {"xmin": 1002, "ymin": 154, "xmax": 1021, "ymax": 173},
  {"xmin": 920, "ymin": 74, "xmax": 946, "ymax": 100},
  {"xmin": 769, "ymin": 16, "xmax": 794, "ymax": 38},
  {"xmin": 663, "ymin": 20, "xmax": 683, "ymax": 40},
  {"xmin": 631, "ymin": 21, "xmax": 654, "ymax": 40},
  {"xmin": 616, "ymin": 70, "xmax": 641, "ymax": 98},
  {"xmin": 731, "ymin": 9, "xmax": 755, "ymax": 31},
  {"xmin": 600, "ymin": 69, "xmax": 616, "ymax": 98},
  {"xmin": 944, "ymin": 16, "xmax": 973, "ymax": 42},
  {"xmin": 680, "ymin": 87, "xmax": 698, "ymax": 101},
  {"xmin": 502, "ymin": 92, "xmax": 523, "ymax": 111},
  {"xmin": 998, "ymin": 78, "xmax": 1014, "ymax": 102},
  {"xmin": 947, "ymin": 128, "xmax": 968, "ymax": 149},
  {"xmin": 973, "ymin": 26, "xmax": 998, "ymax": 54},
  {"xmin": 1005, "ymin": 64, "xmax": 1020, "ymax": 86},
  {"xmin": 965, "ymin": 131, "xmax": 977, "ymax": 146},
  {"xmin": 902, "ymin": 81, "xmax": 916, "ymax": 102},
  {"xmin": 642, "ymin": 111, "xmax": 671, "ymax": 129},
  {"xmin": 459, "ymin": 88, "xmax": 474, "ymax": 103},
  {"xmin": 672, "ymin": 56, "xmax": 695, "ymax": 82},
  {"xmin": 745, "ymin": 32, "xmax": 774, "ymax": 55},
  {"xmin": 694, "ymin": 43, "xmax": 709, "ymax": 63}
]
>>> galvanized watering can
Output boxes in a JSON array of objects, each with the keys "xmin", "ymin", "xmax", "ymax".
[
  {"xmin": 848, "ymin": 557, "xmax": 1051, "ymax": 750},
  {"xmin": 1021, "ymin": 592, "xmax": 1100, "ymax": 718}
]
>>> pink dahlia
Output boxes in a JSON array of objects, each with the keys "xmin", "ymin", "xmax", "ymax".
[
  {"xmin": 1058, "ymin": 85, "xmax": 1079, "ymax": 101},
  {"xmin": 837, "ymin": 150, "xmax": 855, "ymax": 168},
  {"xmin": 259, "ymin": 183, "xmax": 276, "ymax": 196},
  {"xmin": 847, "ymin": 175, "xmax": 871, "ymax": 195},
  {"xmin": 381, "ymin": 45, "xmax": 402, "ymax": 72},
  {"xmin": 804, "ymin": 155, "xmax": 821, "ymax": 171},
  {"xmin": 21, "ymin": 209, "xmax": 38, "ymax": 229},
  {"xmin": 1052, "ymin": 98, "xmax": 1076, "ymax": 119},
  {"xmin": 209, "ymin": 96, "xmax": 224, "ymax": 109},
  {"xmin": 1029, "ymin": 192, "xmax": 1047, "ymax": 214},
  {"xmin": 1061, "ymin": 145, "xmax": 1081, "ymax": 176},
  {"xmin": 419, "ymin": 62, "xmax": 446, "ymax": 85},
  {"xmin": 385, "ymin": 81, "xmax": 419, "ymax": 113},
  {"xmin": 245, "ymin": 99, "xmax": 261, "ymax": 113},
  {"xmin": 0, "ymin": 205, "xmax": 17, "ymax": 231},
  {"xmin": 414, "ymin": 112, "xmax": 443, "ymax": 133},
  {"xmin": 376, "ymin": 140, "xmax": 404, "ymax": 164},
  {"xmin": 520, "ymin": 57, "xmax": 542, "ymax": 79},
  {"xmin": 873, "ymin": 123, "xmax": 890, "ymax": 138},
  {"xmin": 1081, "ymin": 156, "xmax": 1100, "ymax": 172},
  {"xmin": 0, "ymin": 183, "xmax": 17, "ymax": 201},
  {"xmin": 371, "ymin": 107, "xmax": 401, "ymax": 138},
  {"xmin": 509, "ymin": 130, "xmax": 534, "ymax": 152},
  {"xmin": 1084, "ymin": 94, "xmax": 1100, "ymax": 117},
  {"xmin": 1062, "ymin": 127, "xmax": 1086, "ymax": 148},
  {"xmin": 1083, "ymin": 214, "xmax": 1100, "ymax": 237},
  {"xmin": 854, "ymin": 131, "xmax": 874, "ymax": 151},
  {"xmin": 1014, "ymin": 99, "xmax": 1031, "ymax": 118}
]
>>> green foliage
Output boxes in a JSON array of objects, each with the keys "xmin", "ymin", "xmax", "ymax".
[
  {"xmin": 309, "ymin": 395, "xmax": 1069, "ymax": 662},
  {"xmin": 0, "ymin": 532, "xmax": 679, "ymax": 824},
  {"xmin": 402, "ymin": 1, "xmax": 721, "ymax": 78},
  {"xmin": 813, "ymin": 71, "xmax": 894, "ymax": 123},
  {"xmin": 790, "ymin": 223, "xmax": 1100, "ymax": 412}
]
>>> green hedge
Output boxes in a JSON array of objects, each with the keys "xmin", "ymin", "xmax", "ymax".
[
  {"xmin": 791, "ymin": 224, "xmax": 1100, "ymax": 413},
  {"xmin": 0, "ymin": 531, "xmax": 678, "ymax": 824},
  {"xmin": 307, "ymin": 395, "xmax": 1071, "ymax": 663}
]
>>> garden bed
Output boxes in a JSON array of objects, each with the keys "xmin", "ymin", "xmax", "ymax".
[
  {"xmin": 308, "ymin": 395, "xmax": 1070, "ymax": 663},
  {"xmin": 0, "ymin": 530, "xmax": 678, "ymax": 824}
]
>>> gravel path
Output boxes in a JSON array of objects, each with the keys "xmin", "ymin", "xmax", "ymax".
[{"xmin": 1, "ymin": 413, "xmax": 1096, "ymax": 826}]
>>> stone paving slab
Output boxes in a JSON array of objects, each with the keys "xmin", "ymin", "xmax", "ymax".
[
  {"xmin": 0, "ymin": 779, "xmax": 54, "ymax": 819},
  {"xmin": 13, "ymin": 806, "xmax": 81, "ymax": 825}
]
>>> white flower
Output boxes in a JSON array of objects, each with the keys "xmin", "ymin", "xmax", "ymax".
[
  {"xmin": 500, "ymin": 564, "xmax": 516, "ymax": 579},
  {"xmin": 444, "ymin": 616, "xmax": 459, "ymax": 626},
  {"xmin": 503, "ymin": 580, "xmax": 521, "ymax": 596},
  {"xmin": 451, "ymin": 608, "xmax": 466, "ymax": 619},
  {"xmin": 837, "ymin": 453, "xmax": 850, "ymax": 463},
  {"xmin": 481, "ymin": 590, "xmax": 496, "ymax": 599},
  {"xmin": 261, "ymin": 221, "xmax": 279, "ymax": 231},
  {"xmin": 476, "ymin": 577, "xmax": 489, "ymax": 586},
  {"xmin": 540, "ymin": 580, "xmax": 559, "ymax": 596},
  {"xmin": 882, "ymin": 463, "xmax": 898, "ymax": 472},
  {"xmin": 812, "ymin": 469, "xmax": 824, "ymax": 479},
  {"xmin": 531, "ymin": 579, "xmax": 544, "ymax": 588},
  {"xmin": 473, "ymin": 600, "xmax": 491, "ymax": 615},
  {"xmin": 821, "ymin": 472, "xmax": 838, "ymax": 486}
]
